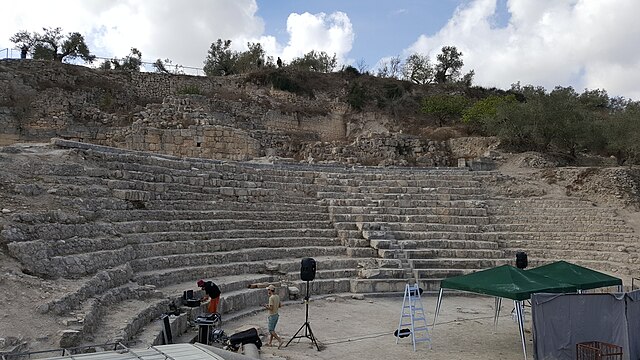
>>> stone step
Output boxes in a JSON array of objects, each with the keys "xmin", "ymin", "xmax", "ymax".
[
  {"xmin": 525, "ymin": 258, "xmax": 634, "ymax": 276},
  {"xmin": 129, "ymin": 246, "xmax": 350, "ymax": 272},
  {"xmin": 132, "ymin": 237, "xmax": 343, "ymax": 258},
  {"xmin": 331, "ymin": 213, "xmax": 489, "ymax": 225},
  {"xmin": 345, "ymin": 247, "xmax": 377, "ymax": 258},
  {"xmin": 333, "ymin": 222, "xmax": 481, "ymax": 233},
  {"xmin": 323, "ymin": 198, "xmax": 484, "ymax": 207},
  {"xmin": 484, "ymin": 199, "xmax": 600, "ymax": 208},
  {"xmin": 99, "ymin": 209, "xmax": 331, "ymax": 222},
  {"xmin": 318, "ymin": 191, "xmax": 483, "ymax": 201},
  {"xmin": 112, "ymin": 219, "xmax": 335, "ymax": 234},
  {"xmin": 411, "ymin": 258, "xmax": 511, "ymax": 269},
  {"xmin": 486, "ymin": 207, "xmax": 613, "ymax": 216},
  {"xmin": 143, "ymin": 200, "xmax": 326, "ymax": 212},
  {"xmin": 498, "ymin": 239, "xmax": 639, "ymax": 252},
  {"xmin": 322, "ymin": 178, "xmax": 480, "ymax": 188},
  {"xmin": 487, "ymin": 223, "xmax": 634, "ymax": 233},
  {"xmin": 294, "ymin": 278, "xmax": 352, "ymax": 295},
  {"xmin": 489, "ymin": 215, "xmax": 627, "ymax": 225},
  {"xmin": 284, "ymin": 268, "xmax": 359, "ymax": 281},
  {"xmin": 123, "ymin": 228, "xmax": 338, "ymax": 243},
  {"xmin": 488, "ymin": 231, "xmax": 639, "ymax": 242},
  {"xmin": 387, "ymin": 231, "xmax": 496, "ymax": 241},
  {"xmin": 112, "ymin": 188, "xmax": 316, "ymax": 203},
  {"xmin": 502, "ymin": 248, "xmax": 640, "ymax": 263},
  {"xmin": 379, "ymin": 248, "xmax": 504, "ymax": 260},
  {"xmin": 135, "ymin": 263, "xmax": 276, "ymax": 287},
  {"xmin": 328, "ymin": 206, "xmax": 487, "ymax": 216},
  {"xmin": 349, "ymin": 278, "xmax": 443, "ymax": 293},
  {"xmin": 413, "ymin": 268, "xmax": 474, "ymax": 279},
  {"xmin": 370, "ymin": 239, "xmax": 499, "ymax": 250},
  {"xmin": 322, "ymin": 171, "xmax": 476, "ymax": 181}
]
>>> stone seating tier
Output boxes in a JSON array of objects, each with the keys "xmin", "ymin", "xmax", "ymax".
[
  {"xmin": 333, "ymin": 222, "xmax": 482, "ymax": 233},
  {"xmin": 499, "ymin": 239, "xmax": 637, "ymax": 252},
  {"xmin": 332, "ymin": 213, "xmax": 489, "ymax": 226},
  {"xmin": 128, "ymin": 246, "xmax": 353, "ymax": 273},
  {"xmin": 378, "ymin": 248, "xmax": 504, "ymax": 260},
  {"xmin": 322, "ymin": 198, "xmax": 485, "ymax": 207},
  {"xmin": 501, "ymin": 248, "xmax": 639, "ymax": 266},
  {"xmin": 491, "ymin": 231, "xmax": 638, "ymax": 242},
  {"xmin": 328, "ymin": 205, "xmax": 488, "ymax": 216},
  {"xmin": 4, "ymin": 140, "xmax": 637, "ymax": 348},
  {"xmin": 489, "ymin": 215, "xmax": 627, "ymax": 225},
  {"xmin": 487, "ymin": 223, "xmax": 633, "ymax": 233},
  {"xmin": 370, "ymin": 239, "xmax": 500, "ymax": 250}
]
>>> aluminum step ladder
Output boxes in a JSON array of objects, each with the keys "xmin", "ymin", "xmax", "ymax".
[{"xmin": 396, "ymin": 283, "xmax": 432, "ymax": 351}]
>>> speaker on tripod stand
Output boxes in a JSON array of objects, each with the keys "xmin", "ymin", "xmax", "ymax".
[{"xmin": 285, "ymin": 258, "xmax": 320, "ymax": 351}]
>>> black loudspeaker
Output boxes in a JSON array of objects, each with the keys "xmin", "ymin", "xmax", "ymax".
[
  {"xmin": 300, "ymin": 258, "xmax": 316, "ymax": 281},
  {"xmin": 516, "ymin": 251, "xmax": 528, "ymax": 269}
]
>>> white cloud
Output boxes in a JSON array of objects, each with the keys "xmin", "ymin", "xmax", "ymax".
[
  {"xmin": 278, "ymin": 12, "xmax": 354, "ymax": 63},
  {"xmin": 0, "ymin": 0, "xmax": 264, "ymax": 67},
  {"xmin": 1, "ymin": 1, "xmax": 354, "ymax": 70},
  {"xmin": 404, "ymin": 0, "xmax": 640, "ymax": 100}
]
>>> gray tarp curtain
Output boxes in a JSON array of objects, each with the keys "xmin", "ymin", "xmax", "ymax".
[
  {"xmin": 531, "ymin": 291, "xmax": 640, "ymax": 360},
  {"xmin": 627, "ymin": 290, "xmax": 640, "ymax": 360}
]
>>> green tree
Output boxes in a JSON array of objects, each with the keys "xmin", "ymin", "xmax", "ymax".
[
  {"xmin": 605, "ymin": 102, "xmax": 640, "ymax": 165},
  {"xmin": 462, "ymin": 94, "xmax": 518, "ymax": 132},
  {"xmin": 153, "ymin": 58, "xmax": 184, "ymax": 74},
  {"xmin": 11, "ymin": 27, "xmax": 94, "ymax": 63},
  {"xmin": 235, "ymin": 42, "xmax": 270, "ymax": 73},
  {"xmin": 435, "ymin": 46, "xmax": 463, "ymax": 83},
  {"xmin": 402, "ymin": 53, "xmax": 434, "ymax": 85},
  {"xmin": 289, "ymin": 50, "xmax": 337, "ymax": 73},
  {"xmin": 377, "ymin": 56, "xmax": 402, "ymax": 79},
  {"xmin": 9, "ymin": 30, "xmax": 37, "ymax": 56},
  {"xmin": 100, "ymin": 48, "xmax": 143, "ymax": 71},
  {"xmin": 421, "ymin": 94, "xmax": 470, "ymax": 127},
  {"xmin": 203, "ymin": 39, "xmax": 237, "ymax": 76}
]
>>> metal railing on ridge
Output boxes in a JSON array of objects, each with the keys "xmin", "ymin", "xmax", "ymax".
[{"xmin": 0, "ymin": 48, "xmax": 205, "ymax": 76}]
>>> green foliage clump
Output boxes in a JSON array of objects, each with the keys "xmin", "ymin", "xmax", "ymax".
[
  {"xmin": 203, "ymin": 39, "xmax": 273, "ymax": 76},
  {"xmin": 466, "ymin": 83, "xmax": 640, "ymax": 164},
  {"xmin": 100, "ymin": 48, "xmax": 142, "ymax": 71},
  {"xmin": 462, "ymin": 94, "xmax": 518, "ymax": 132},
  {"xmin": 421, "ymin": 94, "xmax": 471, "ymax": 126},
  {"xmin": 177, "ymin": 85, "xmax": 202, "ymax": 95},
  {"xmin": 289, "ymin": 50, "xmax": 337, "ymax": 73},
  {"xmin": 347, "ymin": 83, "xmax": 367, "ymax": 111}
]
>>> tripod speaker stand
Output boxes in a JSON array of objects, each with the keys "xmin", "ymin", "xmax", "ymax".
[{"xmin": 285, "ymin": 280, "xmax": 320, "ymax": 351}]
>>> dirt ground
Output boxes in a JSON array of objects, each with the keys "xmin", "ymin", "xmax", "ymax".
[{"xmin": 223, "ymin": 294, "xmax": 532, "ymax": 360}]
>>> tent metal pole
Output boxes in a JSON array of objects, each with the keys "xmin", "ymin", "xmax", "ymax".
[
  {"xmin": 494, "ymin": 297, "xmax": 502, "ymax": 331},
  {"xmin": 433, "ymin": 288, "xmax": 444, "ymax": 328},
  {"xmin": 515, "ymin": 300, "xmax": 527, "ymax": 360}
]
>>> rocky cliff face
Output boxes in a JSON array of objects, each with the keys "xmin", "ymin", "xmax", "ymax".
[{"xmin": 0, "ymin": 59, "xmax": 467, "ymax": 166}]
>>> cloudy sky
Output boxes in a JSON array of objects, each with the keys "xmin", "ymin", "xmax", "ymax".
[{"xmin": 2, "ymin": 0, "xmax": 640, "ymax": 100}]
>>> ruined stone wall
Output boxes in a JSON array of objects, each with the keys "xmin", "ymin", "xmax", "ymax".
[
  {"xmin": 300, "ymin": 134, "xmax": 452, "ymax": 166},
  {"xmin": 124, "ymin": 125, "xmax": 261, "ymax": 161}
]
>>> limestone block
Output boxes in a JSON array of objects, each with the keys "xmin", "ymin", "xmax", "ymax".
[{"xmin": 59, "ymin": 330, "xmax": 81, "ymax": 348}]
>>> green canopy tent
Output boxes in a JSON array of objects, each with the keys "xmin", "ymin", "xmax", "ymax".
[
  {"xmin": 527, "ymin": 261, "xmax": 622, "ymax": 292},
  {"xmin": 433, "ymin": 265, "xmax": 578, "ymax": 360}
]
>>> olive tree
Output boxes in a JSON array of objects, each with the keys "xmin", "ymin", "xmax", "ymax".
[
  {"xmin": 402, "ymin": 53, "xmax": 434, "ymax": 84},
  {"xmin": 11, "ymin": 27, "xmax": 95, "ymax": 63},
  {"xmin": 421, "ymin": 94, "xmax": 470, "ymax": 127},
  {"xmin": 289, "ymin": 50, "xmax": 337, "ymax": 73},
  {"xmin": 100, "ymin": 48, "xmax": 143, "ymax": 71}
]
